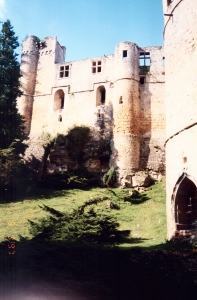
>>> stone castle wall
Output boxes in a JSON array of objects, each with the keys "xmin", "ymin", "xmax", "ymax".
[
  {"xmin": 163, "ymin": 0, "xmax": 197, "ymax": 239},
  {"xmin": 17, "ymin": 35, "xmax": 166, "ymax": 184}
]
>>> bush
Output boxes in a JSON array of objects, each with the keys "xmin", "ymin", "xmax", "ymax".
[
  {"xmin": 38, "ymin": 169, "xmax": 98, "ymax": 189},
  {"xmin": 29, "ymin": 198, "xmax": 130, "ymax": 244},
  {"xmin": 103, "ymin": 167, "xmax": 116, "ymax": 188}
]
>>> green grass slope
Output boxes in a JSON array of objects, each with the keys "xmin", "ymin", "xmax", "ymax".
[{"xmin": 0, "ymin": 178, "xmax": 166, "ymax": 247}]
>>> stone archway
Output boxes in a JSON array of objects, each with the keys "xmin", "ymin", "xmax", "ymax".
[
  {"xmin": 96, "ymin": 86, "xmax": 106, "ymax": 106},
  {"xmin": 53, "ymin": 89, "xmax": 64, "ymax": 111},
  {"xmin": 174, "ymin": 174, "xmax": 197, "ymax": 234}
]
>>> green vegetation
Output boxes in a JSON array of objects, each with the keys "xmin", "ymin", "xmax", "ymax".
[
  {"xmin": 0, "ymin": 20, "xmax": 25, "ymax": 149},
  {"xmin": 0, "ymin": 179, "xmax": 166, "ymax": 247},
  {"xmin": 65, "ymin": 125, "xmax": 90, "ymax": 164},
  {"xmin": 103, "ymin": 167, "xmax": 116, "ymax": 188},
  {"xmin": 0, "ymin": 20, "xmax": 26, "ymax": 193},
  {"xmin": 1, "ymin": 178, "xmax": 197, "ymax": 299}
]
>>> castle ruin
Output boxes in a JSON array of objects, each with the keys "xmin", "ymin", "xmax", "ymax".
[
  {"xmin": 17, "ymin": 0, "xmax": 197, "ymax": 240},
  {"xmin": 18, "ymin": 36, "xmax": 165, "ymax": 186}
]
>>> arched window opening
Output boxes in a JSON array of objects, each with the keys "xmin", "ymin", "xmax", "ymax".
[
  {"xmin": 96, "ymin": 86, "xmax": 106, "ymax": 106},
  {"xmin": 54, "ymin": 89, "xmax": 65, "ymax": 111},
  {"xmin": 174, "ymin": 176, "xmax": 197, "ymax": 231}
]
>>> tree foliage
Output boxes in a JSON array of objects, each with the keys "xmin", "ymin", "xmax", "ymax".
[
  {"xmin": 0, "ymin": 20, "xmax": 26, "ymax": 191},
  {"xmin": 29, "ymin": 197, "xmax": 129, "ymax": 244},
  {"xmin": 0, "ymin": 20, "xmax": 25, "ymax": 149},
  {"xmin": 65, "ymin": 125, "xmax": 90, "ymax": 165}
]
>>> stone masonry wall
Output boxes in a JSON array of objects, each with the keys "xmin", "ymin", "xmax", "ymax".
[
  {"xmin": 139, "ymin": 46, "xmax": 165, "ymax": 172},
  {"xmin": 18, "ymin": 37, "xmax": 166, "ymax": 182},
  {"xmin": 163, "ymin": 0, "xmax": 197, "ymax": 239}
]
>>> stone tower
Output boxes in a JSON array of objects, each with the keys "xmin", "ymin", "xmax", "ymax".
[
  {"xmin": 18, "ymin": 36, "xmax": 65, "ymax": 135},
  {"xmin": 111, "ymin": 42, "xmax": 140, "ymax": 184},
  {"xmin": 163, "ymin": 0, "xmax": 197, "ymax": 239},
  {"xmin": 17, "ymin": 36, "xmax": 39, "ymax": 135}
]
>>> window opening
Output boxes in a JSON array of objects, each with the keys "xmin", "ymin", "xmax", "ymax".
[
  {"xmin": 140, "ymin": 76, "xmax": 145, "ymax": 85},
  {"xmin": 119, "ymin": 96, "xmax": 123, "ymax": 104},
  {"xmin": 96, "ymin": 86, "xmax": 106, "ymax": 106},
  {"xmin": 139, "ymin": 51, "xmax": 150, "ymax": 75},
  {"xmin": 54, "ymin": 89, "xmax": 65, "ymax": 111},
  {"xmin": 183, "ymin": 157, "xmax": 187, "ymax": 164},
  {"xmin": 59, "ymin": 65, "xmax": 70, "ymax": 78},
  {"xmin": 167, "ymin": 0, "xmax": 172, "ymax": 6},
  {"xmin": 123, "ymin": 50, "xmax": 127, "ymax": 59},
  {"xmin": 139, "ymin": 52, "xmax": 150, "ymax": 66},
  {"xmin": 92, "ymin": 61, "xmax": 102, "ymax": 73},
  {"xmin": 58, "ymin": 115, "xmax": 62, "ymax": 122},
  {"xmin": 162, "ymin": 57, "xmax": 165, "ymax": 66}
]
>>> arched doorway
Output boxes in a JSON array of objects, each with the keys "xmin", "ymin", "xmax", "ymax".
[
  {"xmin": 54, "ymin": 89, "xmax": 64, "ymax": 110},
  {"xmin": 174, "ymin": 174, "xmax": 197, "ymax": 231},
  {"xmin": 96, "ymin": 86, "xmax": 106, "ymax": 106}
]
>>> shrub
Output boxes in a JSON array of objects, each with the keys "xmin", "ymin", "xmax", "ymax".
[
  {"xmin": 29, "ymin": 198, "xmax": 130, "ymax": 244},
  {"xmin": 103, "ymin": 167, "xmax": 116, "ymax": 188},
  {"xmin": 38, "ymin": 169, "xmax": 98, "ymax": 189}
]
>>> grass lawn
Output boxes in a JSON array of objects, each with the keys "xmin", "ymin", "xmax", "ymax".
[
  {"xmin": 0, "ymin": 179, "xmax": 166, "ymax": 247},
  {"xmin": 0, "ymin": 178, "xmax": 196, "ymax": 300}
]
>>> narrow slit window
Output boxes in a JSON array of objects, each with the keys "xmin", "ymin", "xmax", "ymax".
[
  {"xmin": 167, "ymin": 0, "xmax": 172, "ymax": 6},
  {"xmin": 140, "ymin": 76, "xmax": 145, "ymax": 85},
  {"xmin": 123, "ymin": 50, "xmax": 127, "ymax": 59},
  {"xmin": 119, "ymin": 96, "xmax": 123, "ymax": 104}
]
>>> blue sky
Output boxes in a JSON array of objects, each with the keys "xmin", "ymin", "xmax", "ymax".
[{"xmin": 0, "ymin": 0, "xmax": 164, "ymax": 62}]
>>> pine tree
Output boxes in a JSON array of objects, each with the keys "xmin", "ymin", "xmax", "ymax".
[
  {"xmin": 0, "ymin": 20, "xmax": 26, "ymax": 194},
  {"xmin": 0, "ymin": 20, "xmax": 25, "ymax": 150}
]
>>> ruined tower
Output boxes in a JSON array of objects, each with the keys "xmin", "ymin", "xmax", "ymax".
[
  {"xmin": 17, "ymin": 36, "xmax": 39, "ymax": 135},
  {"xmin": 163, "ymin": 0, "xmax": 197, "ymax": 239},
  {"xmin": 18, "ymin": 36, "xmax": 65, "ymax": 136},
  {"xmin": 111, "ymin": 42, "xmax": 140, "ymax": 184}
]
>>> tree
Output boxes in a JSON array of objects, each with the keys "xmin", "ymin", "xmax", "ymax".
[
  {"xmin": 0, "ymin": 20, "xmax": 25, "ymax": 150},
  {"xmin": 0, "ymin": 20, "xmax": 26, "ymax": 193}
]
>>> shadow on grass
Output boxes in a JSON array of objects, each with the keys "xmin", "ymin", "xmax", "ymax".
[
  {"xmin": 0, "ymin": 184, "xmax": 72, "ymax": 204},
  {"xmin": 107, "ymin": 189, "xmax": 151, "ymax": 205},
  {"xmin": 123, "ymin": 193, "xmax": 150, "ymax": 205},
  {"xmin": 0, "ymin": 237, "xmax": 196, "ymax": 300},
  {"xmin": 128, "ymin": 195, "xmax": 150, "ymax": 205}
]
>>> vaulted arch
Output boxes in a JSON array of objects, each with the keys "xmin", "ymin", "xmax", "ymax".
[
  {"xmin": 54, "ymin": 89, "xmax": 64, "ymax": 111},
  {"xmin": 174, "ymin": 174, "xmax": 197, "ymax": 232},
  {"xmin": 96, "ymin": 86, "xmax": 106, "ymax": 106}
]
